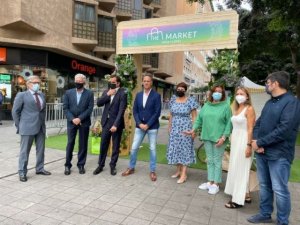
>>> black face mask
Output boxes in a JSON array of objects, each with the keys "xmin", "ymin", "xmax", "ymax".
[
  {"xmin": 176, "ymin": 90, "xmax": 185, "ymax": 97},
  {"xmin": 108, "ymin": 83, "xmax": 117, "ymax": 89},
  {"xmin": 75, "ymin": 83, "xmax": 84, "ymax": 89}
]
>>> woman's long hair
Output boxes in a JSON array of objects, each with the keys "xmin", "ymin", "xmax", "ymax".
[{"xmin": 232, "ymin": 87, "xmax": 252, "ymax": 112}]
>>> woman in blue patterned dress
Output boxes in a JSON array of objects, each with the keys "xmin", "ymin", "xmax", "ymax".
[{"xmin": 167, "ymin": 82, "xmax": 198, "ymax": 184}]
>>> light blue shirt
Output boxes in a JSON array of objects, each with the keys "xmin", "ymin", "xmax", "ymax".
[{"xmin": 76, "ymin": 90, "xmax": 83, "ymax": 105}]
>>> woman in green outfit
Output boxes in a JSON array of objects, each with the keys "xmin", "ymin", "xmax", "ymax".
[{"xmin": 191, "ymin": 85, "xmax": 232, "ymax": 194}]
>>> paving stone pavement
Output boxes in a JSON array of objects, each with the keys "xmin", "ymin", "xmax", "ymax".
[{"xmin": 0, "ymin": 121, "xmax": 299, "ymax": 225}]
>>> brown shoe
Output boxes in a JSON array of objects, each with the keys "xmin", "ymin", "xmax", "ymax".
[
  {"xmin": 150, "ymin": 172, "xmax": 157, "ymax": 181},
  {"xmin": 122, "ymin": 168, "xmax": 135, "ymax": 176}
]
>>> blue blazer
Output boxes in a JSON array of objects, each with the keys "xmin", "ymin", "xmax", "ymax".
[
  {"xmin": 133, "ymin": 89, "xmax": 161, "ymax": 130},
  {"xmin": 97, "ymin": 87, "xmax": 127, "ymax": 129},
  {"xmin": 63, "ymin": 88, "xmax": 94, "ymax": 128}
]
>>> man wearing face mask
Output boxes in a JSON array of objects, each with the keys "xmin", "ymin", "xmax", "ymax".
[
  {"xmin": 12, "ymin": 75, "xmax": 50, "ymax": 182},
  {"xmin": 63, "ymin": 73, "xmax": 94, "ymax": 175},
  {"xmin": 93, "ymin": 75, "xmax": 127, "ymax": 176},
  {"xmin": 247, "ymin": 71, "xmax": 300, "ymax": 225}
]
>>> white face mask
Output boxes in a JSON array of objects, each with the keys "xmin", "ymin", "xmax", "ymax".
[{"xmin": 235, "ymin": 95, "xmax": 247, "ymax": 104}]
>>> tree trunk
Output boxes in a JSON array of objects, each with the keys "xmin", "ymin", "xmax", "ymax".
[{"xmin": 290, "ymin": 46, "xmax": 300, "ymax": 99}]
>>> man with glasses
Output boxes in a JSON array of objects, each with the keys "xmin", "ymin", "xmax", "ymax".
[
  {"xmin": 12, "ymin": 75, "xmax": 51, "ymax": 182},
  {"xmin": 247, "ymin": 71, "xmax": 300, "ymax": 225},
  {"xmin": 93, "ymin": 75, "xmax": 127, "ymax": 176},
  {"xmin": 121, "ymin": 74, "xmax": 161, "ymax": 181}
]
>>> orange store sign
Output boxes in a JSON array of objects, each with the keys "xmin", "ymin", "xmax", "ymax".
[
  {"xmin": 0, "ymin": 48, "xmax": 7, "ymax": 63},
  {"xmin": 71, "ymin": 59, "xmax": 96, "ymax": 75}
]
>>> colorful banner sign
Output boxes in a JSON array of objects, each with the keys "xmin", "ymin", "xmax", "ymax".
[
  {"xmin": 117, "ymin": 11, "xmax": 238, "ymax": 54},
  {"xmin": 122, "ymin": 20, "xmax": 230, "ymax": 47}
]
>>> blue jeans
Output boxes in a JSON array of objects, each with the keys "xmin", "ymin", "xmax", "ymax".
[
  {"xmin": 129, "ymin": 128, "xmax": 158, "ymax": 172},
  {"xmin": 256, "ymin": 156, "xmax": 291, "ymax": 224}
]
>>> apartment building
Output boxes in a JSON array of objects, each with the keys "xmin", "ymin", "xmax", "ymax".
[{"xmin": 0, "ymin": 0, "xmax": 212, "ymax": 118}]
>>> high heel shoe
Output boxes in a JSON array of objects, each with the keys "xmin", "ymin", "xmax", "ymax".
[
  {"xmin": 171, "ymin": 173, "xmax": 180, "ymax": 178},
  {"xmin": 177, "ymin": 177, "xmax": 187, "ymax": 184}
]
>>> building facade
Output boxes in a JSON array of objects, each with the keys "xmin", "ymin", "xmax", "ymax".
[{"xmin": 0, "ymin": 0, "xmax": 212, "ymax": 119}]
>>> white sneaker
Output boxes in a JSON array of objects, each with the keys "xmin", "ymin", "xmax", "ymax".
[
  {"xmin": 198, "ymin": 182, "xmax": 212, "ymax": 190},
  {"xmin": 208, "ymin": 184, "xmax": 219, "ymax": 195}
]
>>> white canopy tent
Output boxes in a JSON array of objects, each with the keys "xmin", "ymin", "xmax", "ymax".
[{"xmin": 240, "ymin": 76, "xmax": 269, "ymax": 117}]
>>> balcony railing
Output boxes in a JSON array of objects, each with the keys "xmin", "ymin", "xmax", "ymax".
[
  {"xmin": 97, "ymin": 31, "xmax": 116, "ymax": 49},
  {"xmin": 73, "ymin": 20, "xmax": 97, "ymax": 40},
  {"xmin": 143, "ymin": 54, "xmax": 159, "ymax": 68},
  {"xmin": 115, "ymin": 0, "xmax": 132, "ymax": 14}
]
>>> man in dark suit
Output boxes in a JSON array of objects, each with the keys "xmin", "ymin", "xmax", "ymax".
[
  {"xmin": 122, "ymin": 74, "xmax": 161, "ymax": 181},
  {"xmin": 93, "ymin": 75, "xmax": 127, "ymax": 176},
  {"xmin": 63, "ymin": 73, "xmax": 94, "ymax": 175},
  {"xmin": 12, "ymin": 75, "xmax": 51, "ymax": 182}
]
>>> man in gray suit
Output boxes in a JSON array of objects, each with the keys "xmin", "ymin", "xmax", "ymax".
[{"xmin": 12, "ymin": 75, "xmax": 51, "ymax": 182}]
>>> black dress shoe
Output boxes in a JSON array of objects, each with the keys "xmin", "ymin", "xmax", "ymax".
[
  {"xmin": 93, "ymin": 166, "xmax": 103, "ymax": 175},
  {"xmin": 78, "ymin": 166, "xmax": 85, "ymax": 174},
  {"xmin": 19, "ymin": 175, "xmax": 27, "ymax": 182},
  {"xmin": 110, "ymin": 167, "xmax": 117, "ymax": 176},
  {"xmin": 36, "ymin": 170, "xmax": 51, "ymax": 175},
  {"xmin": 64, "ymin": 167, "xmax": 71, "ymax": 175}
]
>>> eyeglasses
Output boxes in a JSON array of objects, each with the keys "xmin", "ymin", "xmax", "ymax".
[{"xmin": 177, "ymin": 89, "xmax": 185, "ymax": 92}]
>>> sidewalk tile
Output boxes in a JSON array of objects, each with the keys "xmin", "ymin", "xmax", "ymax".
[
  {"xmin": 31, "ymin": 216, "xmax": 62, "ymax": 225},
  {"xmin": 10, "ymin": 211, "xmax": 41, "ymax": 223},
  {"xmin": 65, "ymin": 213, "xmax": 96, "ymax": 225},
  {"xmin": 121, "ymin": 216, "xmax": 151, "ymax": 225},
  {"xmin": 108, "ymin": 204, "xmax": 135, "ymax": 216},
  {"xmin": 130, "ymin": 208, "xmax": 157, "ymax": 221},
  {"xmin": 153, "ymin": 214, "xmax": 181, "ymax": 225},
  {"xmin": 99, "ymin": 211, "xmax": 127, "ymax": 224}
]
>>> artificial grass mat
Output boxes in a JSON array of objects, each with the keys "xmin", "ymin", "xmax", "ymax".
[
  {"xmin": 45, "ymin": 134, "xmax": 300, "ymax": 182},
  {"xmin": 45, "ymin": 134, "xmax": 207, "ymax": 170}
]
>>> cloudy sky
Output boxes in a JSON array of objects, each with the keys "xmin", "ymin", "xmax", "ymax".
[{"xmin": 212, "ymin": 0, "xmax": 251, "ymax": 11}]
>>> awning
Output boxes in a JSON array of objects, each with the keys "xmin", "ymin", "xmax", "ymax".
[{"xmin": 240, "ymin": 76, "xmax": 265, "ymax": 93}]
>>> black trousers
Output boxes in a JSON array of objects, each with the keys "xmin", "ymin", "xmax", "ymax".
[
  {"xmin": 65, "ymin": 125, "xmax": 89, "ymax": 168},
  {"xmin": 98, "ymin": 123, "xmax": 123, "ymax": 169}
]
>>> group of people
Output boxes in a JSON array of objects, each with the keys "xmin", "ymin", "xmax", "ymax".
[{"xmin": 12, "ymin": 71, "xmax": 300, "ymax": 225}]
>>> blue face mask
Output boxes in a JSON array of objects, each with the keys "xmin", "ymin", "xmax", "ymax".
[
  {"xmin": 212, "ymin": 92, "xmax": 222, "ymax": 101},
  {"xmin": 32, "ymin": 83, "xmax": 40, "ymax": 93}
]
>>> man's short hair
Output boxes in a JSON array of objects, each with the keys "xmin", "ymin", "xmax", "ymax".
[
  {"xmin": 110, "ymin": 74, "xmax": 121, "ymax": 83},
  {"xmin": 143, "ymin": 73, "xmax": 153, "ymax": 81},
  {"xmin": 266, "ymin": 71, "xmax": 290, "ymax": 90}
]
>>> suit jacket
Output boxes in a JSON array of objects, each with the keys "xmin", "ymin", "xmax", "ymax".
[
  {"xmin": 12, "ymin": 90, "xmax": 46, "ymax": 135},
  {"xmin": 63, "ymin": 88, "xmax": 94, "ymax": 128},
  {"xmin": 133, "ymin": 89, "xmax": 161, "ymax": 130},
  {"xmin": 97, "ymin": 87, "xmax": 127, "ymax": 129}
]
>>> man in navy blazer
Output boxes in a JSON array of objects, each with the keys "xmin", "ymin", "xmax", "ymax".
[
  {"xmin": 63, "ymin": 73, "xmax": 94, "ymax": 175},
  {"xmin": 122, "ymin": 74, "xmax": 161, "ymax": 181},
  {"xmin": 93, "ymin": 75, "xmax": 127, "ymax": 176}
]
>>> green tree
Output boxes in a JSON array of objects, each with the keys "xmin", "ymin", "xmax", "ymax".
[{"xmin": 187, "ymin": 0, "xmax": 300, "ymax": 98}]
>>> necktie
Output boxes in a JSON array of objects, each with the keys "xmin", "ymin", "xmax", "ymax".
[{"xmin": 34, "ymin": 93, "xmax": 41, "ymax": 110}]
